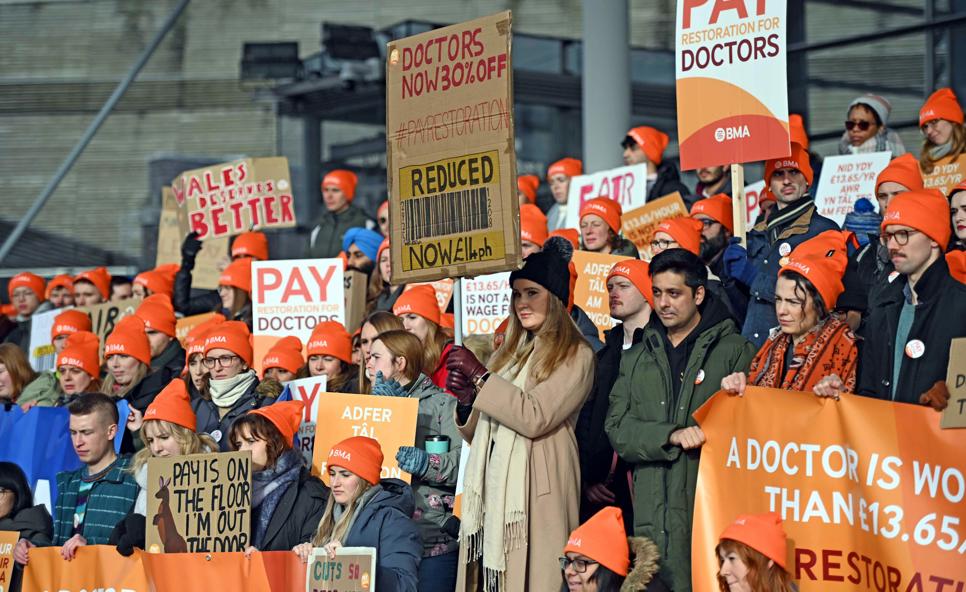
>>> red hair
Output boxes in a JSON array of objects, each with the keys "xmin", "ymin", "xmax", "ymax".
[{"xmin": 716, "ymin": 539, "xmax": 795, "ymax": 592}]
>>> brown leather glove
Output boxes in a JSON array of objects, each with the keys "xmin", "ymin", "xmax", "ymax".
[
  {"xmin": 919, "ymin": 380, "xmax": 950, "ymax": 411},
  {"xmin": 446, "ymin": 346, "xmax": 487, "ymax": 406}
]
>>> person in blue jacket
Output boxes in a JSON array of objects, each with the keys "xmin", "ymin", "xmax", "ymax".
[{"xmin": 293, "ymin": 436, "xmax": 421, "ymax": 592}]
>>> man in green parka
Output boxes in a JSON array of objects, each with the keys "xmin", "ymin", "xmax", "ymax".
[{"xmin": 605, "ymin": 248, "xmax": 755, "ymax": 591}]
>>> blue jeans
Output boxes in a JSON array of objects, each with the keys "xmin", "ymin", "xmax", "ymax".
[{"xmin": 417, "ymin": 550, "xmax": 458, "ymax": 592}]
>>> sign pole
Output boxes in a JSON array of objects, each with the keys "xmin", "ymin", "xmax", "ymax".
[
  {"xmin": 730, "ymin": 163, "xmax": 747, "ymax": 245},
  {"xmin": 453, "ymin": 281, "xmax": 464, "ymax": 347}
]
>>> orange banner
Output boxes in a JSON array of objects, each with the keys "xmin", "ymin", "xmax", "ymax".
[
  {"xmin": 571, "ymin": 251, "xmax": 631, "ymax": 340},
  {"xmin": 692, "ymin": 388, "xmax": 966, "ymax": 591}
]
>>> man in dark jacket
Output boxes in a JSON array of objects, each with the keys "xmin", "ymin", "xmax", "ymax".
[
  {"xmin": 576, "ymin": 260, "xmax": 652, "ymax": 532},
  {"xmin": 307, "ymin": 169, "xmax": 375, "ymax": 259},
  {"xmin": 691, "ymin": 165, "xmax": 732, "ymax": 202},
  {"xmin": 621, "ymin": 126, "xmax": 692, "ymax": 206},
  {"xmin": 605, "ymin": 249, "xmax": 755, "ymax": 592},
  {"xmin": 723, "ymin": 143, "xmax": 838, "ymax": 347},
  {"xmin": 691, "ymin": 194, "xmax": 749, "ymax": 323},
  {"xmin": 816, "ymin": 190, "xmax": 966, "ymax": 409}
]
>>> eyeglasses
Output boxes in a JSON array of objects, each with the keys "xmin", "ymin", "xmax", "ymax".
[
  {"xmin": 559, "ymin": 557, "xmax": 598, "ymax": 573},
  {"xmin": 650, "ymin": 239, "xmax": 678, "ymax": 250},
  {"xmin": 202, "ymin": 354, "xmax": 239, "ymax": 368},
  {"xmin": 845, "ymin": 120, "xmax": 872, "ymax": 131},
  {"xmin": 879, "ymin": 229, "xmax": 921, "ymax": 247}
]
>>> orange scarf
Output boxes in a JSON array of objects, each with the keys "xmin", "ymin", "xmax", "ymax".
[{"xmin": 748, "ymin": 316, "xmax": 858, "ymax": 393}]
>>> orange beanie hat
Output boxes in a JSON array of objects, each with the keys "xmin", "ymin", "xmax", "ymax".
[
  {"xmin": 766, "ymin": 142, "xmax": 813, "ymax": 186},
  {"xmin": 262, "ymin": 336, "xmax": 304, "ymax": 376},
  {"xmin": 204, "ymin": 320, "xmax": 253, "ymax": 366},
  {"xmin": 105, "ymin": 315, "xmax": 152, "ymax": 366},
  {"xmin": 691, "ymin": 193, "xmax": 734, "ymax": 234},
  {"xmin": 947, "ymin": 251, "xmax": 966, "ymax": 284},
  {"xmin": 580, "ymin": 197, "xmax": 623, "ymax": 234},
  {"xmin": 780, "ymin": 230, "xmax": 854, "ymax": 308},
  {"xmin": 393, "ymin": 284, "xmax": 441, "ymax": 325},
  {"xmin": 144, "ymin": 380, "xmax": 197, "ymax": 431},
  {"xmin": 306, "ymin": 321, "xmax": 353, "ymax": 363},
  {"xmin": 74, "ymin": 267, "xmax": 111, "ymax": 300},
  {"xmin": 136, "ymin": 295, "xmax": 177, "ymax": 338},
  {"xmin": 322, "ymin": 169, "xmax": 359, "ymax": 201},
  {"xmin": 881, "ymin": 189, "xmax": 952, "ymax": 251},
  {"xmin": 520, "ymin": 204, "xmax": 548, "ymax": 247},
  {"xmin": 919, "ymin": 87, "xmax": 964, "ymax": 126},
  {"xmin": 327, "ymin": 436, "xmax": 384, "ymax": 485},
  {"xmin": 547, "ymin": 157, "xmax": 582, "ymax": 180},
  {"xmin": 788, "ymin": 114, "xmax": 809, "ymax": 150},
  {"xmin": 46, "ymin": 274, "xmax": 74, "ymax": 299},
  {"xmin": 8, "ymin": 272, "xmax": 46, "ymax": 301},
  {"xmin": 51, "ymin": 309, "xmax": 92, "ymax": 341},
  {"xmin": 627, "ymin": 126, "xmax": 670, "ymax": 166},
  {"xmin": 720, "ymin": 512, "xmax": 789, "ymax": 569},
  {"xmin": 654, "ymin": 217, "xmax": 704, "ymax": 256},
  {"xmin": 517, "ymin": 175, "xmax": 540, "ymax": 203},
  {"xmin": 607, "ymin": 260, "xmax": 654, "ymax": 308},
  {"xmin": 376, "ymin": 238, "xmax": 390, "ymax": 265},
  {"xmin": 950, "ymin": 180, "xmax": 966, "ymax": 199},
  {"xmin": 548, "ymin": 228, "xmax": 580, "ymax": 251},
  {"xmin": 220, "ymin": 258, "xmax": 253, "ymax": 293},
  {"xmin": 231, "ymin": 231, "xmax": 269, "ymax": 261},
  {"xmin": 184, "ymin": 314, "xmax": 226, "ymax": 358},
  {"xmin": 564, "ymin": 507, "xmax": 630, "ymax": 576},
  {"xmin": 57, "ymin": 331, "xmax": 101, "ymax": 379},
  {"xmin": 133, "ymin": 264, "xmax": 179, "ymax": 298},
  {"xmin": 875, "ymin": 153, "xmax": 924, "ymax": 193},
  {"xmin": 250, "ymin": 400, "xmax": 304, "ymax": 446},
  {"xmin": 378, "ymin": 199, "xmax": 389, "ymax": 221}
]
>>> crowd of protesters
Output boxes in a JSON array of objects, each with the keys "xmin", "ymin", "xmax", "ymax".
[{"xmin": 0, "ymin": 87, "xmax": 964, "ymax": 592}]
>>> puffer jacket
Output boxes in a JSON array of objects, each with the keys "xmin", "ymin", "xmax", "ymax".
[{"xmin": 605, "ymin": 293, "xmax": 755, "ymax": 592}]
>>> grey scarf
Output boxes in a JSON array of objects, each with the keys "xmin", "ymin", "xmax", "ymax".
[{"xmin": 251, "ymin": 449, "xmax": 303, "ymax": 549}]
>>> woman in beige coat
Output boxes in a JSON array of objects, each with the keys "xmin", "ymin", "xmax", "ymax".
[{"xmin": 447, "ymin": 237, "xmax": 595, "ymax": 592}]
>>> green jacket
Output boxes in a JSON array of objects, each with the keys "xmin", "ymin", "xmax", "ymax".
[
  {"xmin": 306, "ymin": 204, "xmax": 374, "ymax": 259},
  {"xmin": 18, "ymin": 371, "xmax": 61, "ymax": 407},
  {"xmin": 605, "ymin": 296, "xmax": 755, "ymax": 592}
]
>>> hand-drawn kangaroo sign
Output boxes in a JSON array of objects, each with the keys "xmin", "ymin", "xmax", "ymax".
[{"xmin": 146, "ymin": 451, "xmax": 252, "ymax": 553}]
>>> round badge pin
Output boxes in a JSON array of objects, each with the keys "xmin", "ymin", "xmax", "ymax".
[
  {"xmin": 211, "ymin": 429, "xmax": 222, "ymax": 442},
  {"xmin": 904, "ymin": 339, "xmax": 925, "ymax": 359},
  {"xmin": 778, "ymin": 256, "xmax": 790, "ymax": 267},
  {"xmin": 779, "ymin": 242, "xmax": 792, "ymax": 257},
  {"xmin": 695, "ymin": 369, "xmax": 706, "ymax": 385},
  {"xmin": 888, "ymin": 271, "xmax": 900, "ymax": 283}
]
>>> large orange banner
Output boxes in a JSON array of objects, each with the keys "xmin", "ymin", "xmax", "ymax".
[{"xmin": 692, "ymin": 388, "xmax": 966, "ymax": 591}]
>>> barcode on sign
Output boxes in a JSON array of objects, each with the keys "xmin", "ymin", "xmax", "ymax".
[{"xmin": 402, "ymin": 187, "xmax": 492, "ymax": 243}]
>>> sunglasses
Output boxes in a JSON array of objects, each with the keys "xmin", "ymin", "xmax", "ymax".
[{"xmin": 845, "ymin": 120, "xmax": 872, "ymax": 131}]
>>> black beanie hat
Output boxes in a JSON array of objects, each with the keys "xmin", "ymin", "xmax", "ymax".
[{"xmin": 509, "ymin": 236, "xmax": 573, "ymax": 305}]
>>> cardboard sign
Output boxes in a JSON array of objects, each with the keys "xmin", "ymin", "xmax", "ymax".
[
  {"xmin": 175, "ymin": 313, "xmax": 221, "ymax": 347},
  {"xmin": 571, "ymin": 251, "xmax": 632, "ymax": 340},
  {"xmin": 283, "ymin": 375, "xmax": 327, "ymax": 465},
  {"xmin": 146, "ymin": 451, "xmax": 252, "ymax": 553},
  {"xmin": 814, "ymin": 152, "xmax": 892, "ymax": 227},
  {"xmin": 460, "ymin": 272, "xmax": 511, "ymax": 335},
  {"xmin": 676, "ymin": 1, "xmax": 790, "ymax": 170},
  {"xmin": 171, "ymin": 157, "xmax": 296, "ymax": 241},
  {"xmin": 311, "ymin": 392, "xmax": 419, "ymax": 483},
  {"xmin": 563, "ymin": 163, "xmax": 649, "ymax": 230},
  {"xmin": 306, "ymin": 547, "xmax": 376, "ymax": 592},
  {"xmin": 386, "ymin": 11, "xmax": 520, "ymax": 283},
  {"xmin": 0, "ymin": 530, "xmax": 18, "ymax": 592},
  {"xmin": 80, "ymin": 298, "xmax": 141, "ymax": 356},
  {"xmin": 343, "ymin": 270, "xmax": 368, "ymax": 335},
  {"xmin": 923, "ymin": 154, "xmax": 966, "ymax": 194},
  {"xmin": 251, "ymin": 259, "xmax": 345, "ymax": 375},
  {"xmin": 620, "ymin": 192, "xmax": 689, "ymax": 255},
  {"xmin": 156, "ymin": 186, "xmax": 229, "ymax": 290},
  {"xmin": 406, "ymin": 278, "xmax": 455, "ymax": 313},
  {"xmin": 27, "ymin": 307, "xmax": 63, "ymax": 372},
  {"xmin": 941, "ymin": 338, "xmax": 966, "ymax": 429},
  {"xmin": 692, "ymin": 387, "xmax": 966, "ymax": 591}
]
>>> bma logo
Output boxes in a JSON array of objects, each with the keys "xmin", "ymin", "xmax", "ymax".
[{"xmin": 714, "ymin": 125, "xmax": 751, "ymax": 142}]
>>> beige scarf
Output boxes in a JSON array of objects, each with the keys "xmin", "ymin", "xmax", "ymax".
[{"xmin": 460, "ymin": 355, "xmax": 533, "ymax": 592}]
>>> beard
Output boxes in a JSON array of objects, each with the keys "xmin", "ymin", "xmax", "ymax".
[{"xmin": 700, "ymin": 230, "xmax": 729, "ymax": 264}]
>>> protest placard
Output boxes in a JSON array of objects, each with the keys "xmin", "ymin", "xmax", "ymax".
[
  {"xmin": 283, "ymin": 375, "xmax": 327, "ymax": 465},
  {"xmin": 156, "ymin": 186, "xmax": 228, "ymax": 290},
  {"xmin": 0, "ymin": 531, "xmax": 18, "ymax": 592},
  {"xmin": 941, "ymin": 339, "xmax": 966, "ymax": 429},
  {"xmin": 571, "ymin": 251, "xmax": 632, "ymax": 340},
  {"xmin": 311, "ymin": 393, "xmax": 419, "ymax": 483},
  {"xmin": 692, "ymin": 387, "xmax": 966, "ymax": 591},
  {"xmin": 814, "ymin": 152, "xmax": 892, "ymax": 227},
  {"xmin": 146, "ymin": 451, "xmax": 251, "ymax": 553},
  {"xmin": 460, "ymin": 271, "xmax": 510, "ymax": 335},
  {"xmin": 386, "ymin": 11, "xmax": 520, "ymax": 283},
  {"xmin": 563, "ymin": 163, "xmax": 649, "ymax": 230},
  {"xmin": 406, "ymin": 278, "xmax": 455, "ymax": 313},
  {"xmin": 27, "ymin": 307, "xmax": 62, "ymax": 372},
  {"xmin": 305, "ymin": 547, "xmax": 376, "ymax": 592},
  {"xmin": 251, "ymin": 259, "xmax": 344, "ymax": 375},
  {"xmin": 171, "ymin": 157, "xmax": 295, "ymax": 241},
  {"xmin": 676, "ymin": 0, "xmax": 789, "ymax": 170},
  {"xmin": 620, "ymin": 192, "xmax": 688, "ymax": 255},
  {"xmin": 343, "ymin": 270, "xmax": 368, "ymax": 334},
  {"xmin": 175, "ymin": 313, "xmax": 221, "ymax": 347},
  {"xmin": 743, "ymin": 179, "xmax": 766, "ymax": 227},
  {"xmin": 923, "ymin": 154, "xmax": 966, "ymax": 194},
  {"xmin": 80, "ymin": 298, "xmax": 141, "ymax": 356}
]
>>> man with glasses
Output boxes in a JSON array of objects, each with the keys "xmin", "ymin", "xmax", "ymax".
[
  {"xmin": 723, "ymin": 143, "xmax": 838, "ymax": 347},
  {"xmin": 815, "ymin": 190, "xmax": 966, "ymax": 409}
]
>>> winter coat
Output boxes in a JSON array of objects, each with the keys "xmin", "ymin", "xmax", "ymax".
[
  {"xmin": 546, "ymin": 202, "xmax": 568, "ymax": 232},
  {"xmin": 259, "ymin": 466, "xmax": 329, "ymax": 551},
  {"xmin": 0, "ymin": 504, "xmax": 53, "ymax": 592},
  {"xmin": 572, "ymin": 305, "xmax": 604, "ymax": 353},
  {"xmin": 307, "ymin": 204, "xmax": 374, "ymax": 259},
  {"xmin": 620, "ymin": 537, "xmax": 670, "ymax": 592},
  {"xmin": 857, "ymin": 257, "xmax": 966, "ymax": 404},
  {"xmin": 405, "ymin": 374, "xmax": 461, "ymax": 557},
  {"xmin": 53, "ymin": 455, "xmax": 139, "ymax": 545},
  {"xmin": 373, "ymin": 285, "xmax": 405, "ymax": 314},
  {"xmin": 691, "ymin": 176, "xmax": 733, "ymax": 205},
  {"xmin": 2, "ymin": 302, "xmax": 53, "ymax": 353},
  {"xmin": 709, "ymin": 255, "xmax": 749, "ymax": 325},
  {"xmin": 741, "ymin": 198, "xmax": 838, "ymax": 347},
  {"xmin": 609, "ymin": 237, "xmax": 640, "ymax": 259},
  {"xmin": 192, "ymin": 378, "xmax": 275, "ymax": 451},
  {"xmin": 455, "ymin": 337, "xmax": 595, "ymax": 592},
  {"xmin": 647, "ymin": 162, "xmax": 692, "ymax": 208},
  {"xmin": 151, "ymin": 338, "xmax": 185, "ymax": 381},
  {"xmin": 605, "ymin": 294, "xmax": 755, "ymax": 592},
  {"xmin": 172, "ymin": 251, "xmax": 221, "ymax": 316},
  {"xmin": 342, "ymin": 479, "xmax": 422, "ymax": 592},
  {"xmin": 18, "ymin": 371, "xmax": 61, "ymax": 407}
]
